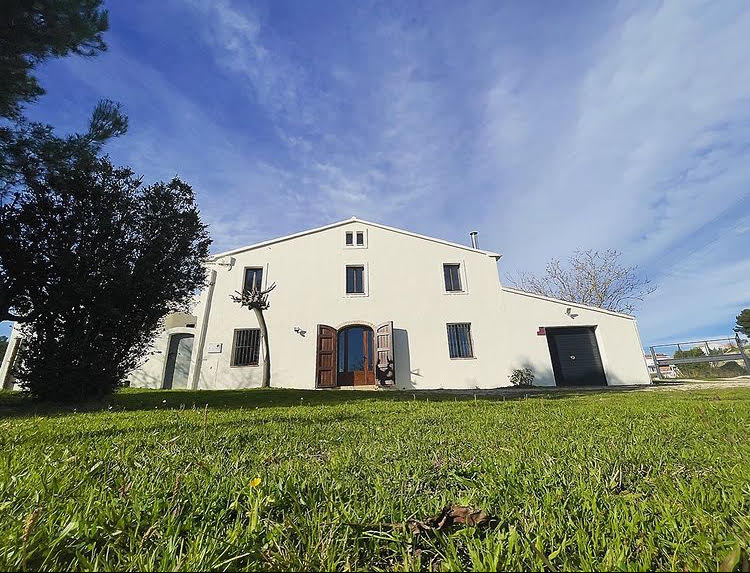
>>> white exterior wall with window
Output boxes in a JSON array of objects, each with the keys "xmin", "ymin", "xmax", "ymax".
[
  {"xmin": 122, "ymin": 217, "xmax": 652, "ymax": 390},
  {"xmin": 181, "ymin": 218, "xmax": 507, "ymax": 390}
]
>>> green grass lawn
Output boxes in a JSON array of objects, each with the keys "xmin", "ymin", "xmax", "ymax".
[{"xmin": 1, "ymin": 387, "xmax": 749, "ymax": 572}]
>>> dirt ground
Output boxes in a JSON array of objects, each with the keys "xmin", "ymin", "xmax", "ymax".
[{"xmin": 413, "ymin": 377, "xmax": 750, "ymax": 397}]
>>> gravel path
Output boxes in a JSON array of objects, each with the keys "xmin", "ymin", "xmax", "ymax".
[
  {"xmin": 645, "ymin": 378, "xmax": 750, "ymax": 391},
  {"xmin": 409, "ymin": 378, "xmax": 750, "ymax": 397}
]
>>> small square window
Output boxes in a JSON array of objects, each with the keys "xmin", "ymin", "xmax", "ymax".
[
  {"xmin": 447, "ymin": 323, "xmax": 474, "ymax": 358},
  {"xmin": 344, "ymin": 229, "xmax": 366, "ymax": 248},
  {"xmin": 443, "ymin": 264, "xmax": 462, "ymax": 292},
  {"xmin": 346, "ymin": 265, "xmax": 365, "ymax": 294}
]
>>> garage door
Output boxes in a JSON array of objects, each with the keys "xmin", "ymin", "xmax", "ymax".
[{"xmin": 546, "ymin": 327, "xmax": 607, "ymax": 386}]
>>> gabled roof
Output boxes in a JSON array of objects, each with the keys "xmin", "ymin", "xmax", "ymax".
[{"xmin": 208, "ymin": 217, "xmax": 502, "ymax": 260}]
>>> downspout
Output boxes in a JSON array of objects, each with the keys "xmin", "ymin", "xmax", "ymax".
[{"xmin": 189, "ymin": 269, "xmax": 217, "ymax": 390}]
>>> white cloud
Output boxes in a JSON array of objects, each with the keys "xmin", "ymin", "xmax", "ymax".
[
  {"xmin": 31, "ymin": 0, "xmax": 749, "ymax": 344},
  {"xmin": 471, "ymin": 2, "xmax": 750, "ymax": 342}
]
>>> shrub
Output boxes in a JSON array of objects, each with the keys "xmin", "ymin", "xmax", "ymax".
[
  {"xmin": 717, "ymin": 361, "xmax": 747, "ymax": 378},
  {"xmin": 10, "ymin": 157, "xmax": 210, "ymax": 402},
  {"xmin": 510, "ymin": 367, "xmax": 534, "ymax": 387}
]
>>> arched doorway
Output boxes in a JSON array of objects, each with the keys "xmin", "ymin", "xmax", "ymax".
[
  {"xmin": 337, "ymin": 325, "xmax": 375, "ymax": 386},
  {"xmin": 163, "ymin": 333, "xmax": 194, "ymax": 389}
]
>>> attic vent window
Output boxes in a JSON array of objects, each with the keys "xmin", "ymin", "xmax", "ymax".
[{"xmin": 344, "ymin": 229, "xmax": 367, "ymax": 248}]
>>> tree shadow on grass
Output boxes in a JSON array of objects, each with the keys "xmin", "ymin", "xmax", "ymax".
[
  {"xmin": 0, "ymin": 382, "xmax": 671, "ymax": 420},
  {"xmin": 9, "ymin": 411, "xmax": 368, "ymax": 444}
]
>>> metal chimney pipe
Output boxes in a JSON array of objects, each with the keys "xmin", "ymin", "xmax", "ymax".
[{"xmin": 469, "ymin": 231, "xmax": 479, "ymax": 249}]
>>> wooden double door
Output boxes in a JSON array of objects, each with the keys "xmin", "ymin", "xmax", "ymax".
[
  {"xmin": 315, "ymin": 322, "xmax": 395, "ymax": 388},
  {"xmin": 337, "ymin": 325, "xmax": 376, "ymax": 386}
]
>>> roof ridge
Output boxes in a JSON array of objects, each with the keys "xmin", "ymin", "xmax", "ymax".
[{"xmin": 208, "ymin": 218, "xmax": 502, "ymax": 260}]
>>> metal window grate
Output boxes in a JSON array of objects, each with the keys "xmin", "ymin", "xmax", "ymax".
[
  {"xmin": 232, "ymin": 329, "xmax": 261, "ymax": 366},
  {"xmin": 345, "ymin": 232, "xmax": 353, "ymax": 245},
  {"xmin": 443, "ymin": 264, "xmax": 462, "ymax": 291},
  {"xmin": 447, "ymin": 323, "xmax": 473, "ymax": 358}
]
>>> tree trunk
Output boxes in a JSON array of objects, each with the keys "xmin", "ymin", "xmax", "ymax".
[{"xmin": 254, "ymin": 307, "xmax": 271, "ymax": 388}]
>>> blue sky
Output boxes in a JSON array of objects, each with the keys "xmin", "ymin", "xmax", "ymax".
[{"xmin": 3, "ymin": 0, "xmax": 750, "ymax": 346}]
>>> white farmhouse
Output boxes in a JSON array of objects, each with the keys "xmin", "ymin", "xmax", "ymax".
[
  {"xmin": 126, "ymin": 218, "xmax": 651, "ymax": 391},
  {"xmin": 1, "ymin": 217, "xmax": 651, "ymax": 391}
]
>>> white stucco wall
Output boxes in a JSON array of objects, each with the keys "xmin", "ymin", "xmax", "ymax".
[
  {"xmin": 127, "ymin": 219, "xmax": 651, "ymax": 390},
  {"xmin": 190, "ymin": 220, "xmax": 508, "ymax": 390},
  {"xmin": 127, "ymin": 326, "xmax": 197, "ymax": 389},
  {"xmin": 499, "ymin": 288, "xmax": 652, "ymax": 386}
]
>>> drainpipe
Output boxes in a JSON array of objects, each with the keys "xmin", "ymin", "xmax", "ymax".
[{"xmin": 189, "ymin": 269, "xmax": 217, "ymax": 390}]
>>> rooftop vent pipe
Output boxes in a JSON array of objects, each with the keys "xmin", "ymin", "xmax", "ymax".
[{"xmin": 469, "ymin": 231, "xmax": 479, "ymax": 249}]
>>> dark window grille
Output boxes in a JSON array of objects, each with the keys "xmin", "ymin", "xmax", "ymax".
[
  {"xmin": 232, "ymin": 329, "xmax": 260, "ymax": 366},
  {"xmin": 447, "ymin": 323, "xmax": 474, "ymax": 358},
  {"xmin": 345, "ymin": 232, "xmax": 353, "ymax": 245},
  {"xmin": 356, "ymin": 231, "xmax": 364, "ymax": 245}
]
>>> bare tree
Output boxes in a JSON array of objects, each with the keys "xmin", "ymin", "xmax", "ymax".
[
  {"xmin": 509, "ymin": 249, "xmax": 656, "ymax": 314},
  {"xmin": 231, "ymin": 283, "xmax": 276, "ymax": 388}
]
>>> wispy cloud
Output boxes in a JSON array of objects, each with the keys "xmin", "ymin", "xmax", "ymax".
[{"xmin": 14, "ymin": 0, "xmax": 750, "ymax": 344}]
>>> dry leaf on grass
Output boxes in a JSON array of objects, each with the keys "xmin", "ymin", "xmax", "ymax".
[{"xmin": 408, "ymin": 505, "xmax": 494, "ymax": 535}]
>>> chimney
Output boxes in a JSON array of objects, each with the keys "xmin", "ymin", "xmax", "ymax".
[{"xmin": 469, "ymin": 231, "xmax": 479, "ymax": 249}]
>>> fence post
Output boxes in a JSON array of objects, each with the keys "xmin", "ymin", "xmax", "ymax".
[
  {"xmin": 736, "ymin": 334, "xmax": 750, "ymax": 375},
  {"xmin": 650, "ymin": 346, "xmax": 663, "ymax": 380}
]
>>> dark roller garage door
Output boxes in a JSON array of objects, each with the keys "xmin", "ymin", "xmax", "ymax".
[{"xmin": 546, "ymin": 327, "xmax": 607, "ymax": 386}]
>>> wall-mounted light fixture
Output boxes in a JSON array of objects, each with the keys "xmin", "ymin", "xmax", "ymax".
[
  {"xmin": 206, "ymin": 256, "xmax": 235, "ymax": 270},
  {"xmin": 566, "ymin": 307, "xmax": 579, "ymax": 319},
  {"xmin": 294, "ymin": 326, "xmax": 307, "ymax": 337}
]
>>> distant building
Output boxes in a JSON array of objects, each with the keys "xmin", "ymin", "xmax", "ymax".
[{"xmin": 644, "ymin": 353, "xmax": 680, "ymax": 379}]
